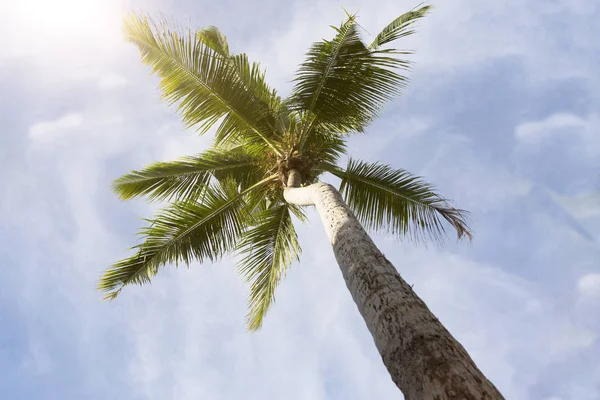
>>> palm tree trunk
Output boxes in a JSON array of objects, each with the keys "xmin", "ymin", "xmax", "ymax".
[{"xmin": 284, "ymin": 175, "xmax": 504, "ymax": 399}]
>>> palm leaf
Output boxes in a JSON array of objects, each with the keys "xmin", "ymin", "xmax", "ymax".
[
  {"xmin": 197, "ymin": 26, "xmax": 230, "ymax": 55},
  {"xmin": 369, "ymin": 4, "xmax": 431, "ymax": 49},
  {"xmin": 236, "ymin": 203, "xmax": 302, "ymax": 331},
  {"xmin": 303, "ymin": 126, "xmax": 348, "ymax": 167},
  {"xmin": 195, "ymin": 26, "xmax": 284, "ymax": 149},
  {"xmin": 229, "ymin": 53, "xmax": 281, "ymax": 114},
  {"xmin": 290, "ymin": 15, "xmax": 410, "ymax": 151},
  {"xmin": 124, "ymin": 15, "xmax": 282, "ymax": 154},
  {"xmin": 195, "ymin": 26, "xmax": 275, "ymax": 106},
  {"xmin": 111, "ymin": 146, "xmax": 262, "ymax": 202},
  {"xmin": 217, "ymin": 53, "xmax": 285, "ymax": 148},
  {"xmin": 98, "ymin": 178, "xmax": 273, "ymax": 300},
  {"xmin": 323, "ymin": 159, "xmax": 471, "ymax": 242},
  {"xmin": 291, "ymin": 16, "xmax": 409, "ymax": 129}
]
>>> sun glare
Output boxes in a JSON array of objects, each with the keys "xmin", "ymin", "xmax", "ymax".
[{"xmin": 8, "ymin": 0, "xmax": 122, "ymax": 58}]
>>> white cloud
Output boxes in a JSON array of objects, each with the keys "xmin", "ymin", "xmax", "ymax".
[
  {"xmin": 98, "ymin": 73, "xmax": 129, "ymax": 90},
  {"xmin": 0, "ymin": 0, "xmax": 129, "ymax": 86},
  {"xmin": 419, "ymin": 134, "xmax": 533, "ymax": 210},
  {"xmin": 549, "ymin": 192, "xmax": 600, "ymax": 220},
  {"xmin": 515, "ymin": 112, "xmax": 600, "ymax": 203},
  {"xmin": 155, "ymin": 122, "xmax": 213, "ymax": 161},
  {"xmin": 578, "ymin": 273, "xmax": 600, "ymax": 300},
  {"xmin": 515, "ymin": 113, "xmax": 588, "ymax": 143},
  {"xmin": 411, "ymin": 1, "xmax": 597, "ymax": 80},
  {"xmin": 28, "ymin": 113, "xmax": 83, "ymax": 143},
  {"xmin": 515, "ymin": 112, "xmax": 600, "ymax": 156},
  {"xmin": 338, "ymin": 115, "xmax": 434, "ymax": 163},
  {"xmin": 0, "ymin": 0, "xmax": 123, "ymax": 59}
]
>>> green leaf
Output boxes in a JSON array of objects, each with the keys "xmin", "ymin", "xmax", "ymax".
[
  {"xmin": 291, "ymin": 16, "xmax": 409, "ymax": 138},
  {"xmin": 99, "ymin": 179, "xmax": 259, "ymax": 300},
  {"xmin": 236, "ymin": 203, "xmax": 301, "ymax": 331},
  {"xmin": 197, "ymin": 26, "xmax": 230, "ymax": 55},
  {"xmin": 369, "ymin": 4, "xmax": 432, "ymax": 49},
  {"xmin": 229, "ymin": 53, "xmax": 281, "ymax": 116},
  {"xmin": 303, "ymin": 126, "xmax": 348, "ymax": 167},
  {"xmin": 124, "ymin": 14, "xmax": 282, "ymax": 154},
  {"xmin": 324, "ymin": 159, "xmax": 471, "ymax": 242},
  {"xmin": 111, "ymin": 146, "xmax": 262, "ymax": 202},
  {"xmin": 216, "ymin": 53, "xmax": 285, "ymax": 149}
]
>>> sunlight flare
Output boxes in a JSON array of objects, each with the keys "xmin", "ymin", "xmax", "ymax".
[{"xmin": 6, "ymin": 0, "xmax": 123, "ymax": 59}]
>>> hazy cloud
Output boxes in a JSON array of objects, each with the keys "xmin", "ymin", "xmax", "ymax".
[
  {"xmin": 97, "ymin": 73, "xmax": 129, "ymax": 91},
  {"xmin": 28, "ymin": 113, "xmax": 83, "ymax": 143},
  {"xmin": 578, "ymin": 273, "xmax": 600, "ymax": 300}
]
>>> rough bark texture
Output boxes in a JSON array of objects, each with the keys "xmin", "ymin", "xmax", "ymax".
[{"xmin": 284, "ymin": 181, "xmax": 504, "ymax": 400}]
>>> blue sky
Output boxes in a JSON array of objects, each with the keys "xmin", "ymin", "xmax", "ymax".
[{"xmin": 1, "ymin": 0, "xmax": 599, "ymax": 399}]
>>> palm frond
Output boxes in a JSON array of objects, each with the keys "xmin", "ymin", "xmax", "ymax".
[
  {"xmin": 307, "ymin": 124, "xmax": 348, "ymax": 160},
  {"xmin": 275, "ymin": 111, "xmax": 347, "ymax": 179},
  {"xmin": 236, "ymin": 203, "xmax": 301, "ymax": 331},
  {"xmin": 323, "ymin": 159, "xmax": 471, "ymax": 243},
  {"xmin": 99, "ymin": 178, "xmax": 272, "ymax": 300},
  {"xmin": 216, "ymin": 53, "xmax": 284, "ymax": 149},
  {"xmin": 112, "ymin": 146, "xmax": 262, "ymax": 202},
  {"xmin": 288, "ymin": 203, "xmax": 308, "ymax": 223},
  {"xmin": 369, "ymin": 4, "xmax": 431, "ymax": 49},
  {"xmin": 290, "ymin": 15, "xmax": 410, "ymax": 150},
  {"xmin": 229, "ymin": 53, "xmax": 281, "ymax": 114},
  {"xmin": 195, "ymin": 25, "xmax": 284, "ymax": 149},
  {"xmin": 124, "ymin": 14, "xmax": 282, "ymax": 154},
  {"xmin": 197, "ymin": 26, "xmax": 230, "ymax": 55}
]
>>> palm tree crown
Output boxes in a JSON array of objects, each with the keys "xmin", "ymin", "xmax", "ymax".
[{"xmin": 99, "ymin": 5, "xmax": 470, "ymax": 331}]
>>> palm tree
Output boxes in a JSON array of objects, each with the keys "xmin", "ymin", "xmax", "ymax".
[{"xmin": 99, "ymin": 6, "xmax": 504, "ymax": 399}]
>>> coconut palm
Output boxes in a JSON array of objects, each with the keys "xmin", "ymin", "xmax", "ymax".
[{"xmin": 99, "ymin": 6, "xmax": 503, "ymax": 399}]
